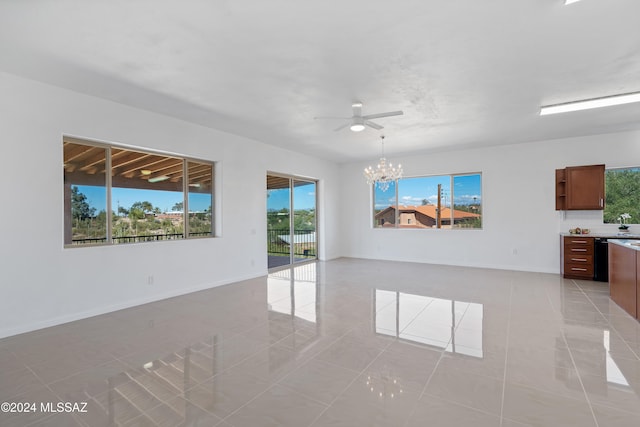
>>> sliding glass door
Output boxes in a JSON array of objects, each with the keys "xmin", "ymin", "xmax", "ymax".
[
  {"xmin": 267, "ymin": 174, "xmax": 317, "ymax": 269},
  {"xmin": 293, "ymin": 179, "xmax": 316, "ymax": 264},
  {"xmin": 267, "ymin": 175, "xmax": 291, "ymax": 268}
]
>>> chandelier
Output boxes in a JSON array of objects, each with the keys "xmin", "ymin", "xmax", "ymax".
[{"xmin": 363, "ymin": 135, "xmax": 403, "ymax": 192}]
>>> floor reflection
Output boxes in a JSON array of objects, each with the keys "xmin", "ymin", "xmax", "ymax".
[
  {"xmin": 604, "ymin": 330, "xmax": 630, "ymax": 387},
  {"xmin": 375, "ymin": 289, "xmax": 484, "ymax": 357},
  {"xmin": 268, "ymin": 263, "xmax": 318, "ymax": 323},
  {"xmin": 366, "ymin": 372, "xmax": 404, "ymax": 399},
  {"xmin": 3, "ymin": 259, "xmax": 640, "ymax": 426},
  {"xmin": 87, "ymin": 338, "xmax": 228, "ymax": 425},
  {"xmin": 51, "ymin": 264, "xmax": 324, "ymax": 425}
]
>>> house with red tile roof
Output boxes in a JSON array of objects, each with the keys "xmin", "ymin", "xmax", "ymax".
[{"xmin": 375, "ymin": 205, "xmax": 480, "ymax": 228}]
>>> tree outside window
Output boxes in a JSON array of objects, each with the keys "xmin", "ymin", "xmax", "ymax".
[{"xmin": 604, "ymin": 168, "xmax": 640, "ymax": 224}]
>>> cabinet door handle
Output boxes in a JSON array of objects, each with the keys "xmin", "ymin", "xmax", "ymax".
[
  {"xmin": 571, "ymin": 248, "xmax": 587, "ymax": 252},
  {"xmin": 600, "ymin": 198, "xmax": 603, "ymax": 208},
  {"xmin": 571, "ymin": 240, "xmax": 587, "ymax": 244},
  {"xmin": 571, "ymin": 267, "xmax": 587, "ymax": 271},
  {"xmin": 571, "ymin": 258, "xmax": 587, "ymax": 262}
]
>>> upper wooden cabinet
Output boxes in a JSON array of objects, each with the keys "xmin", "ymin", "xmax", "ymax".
[{"xmin": 555, "ymin": 164, "xmax": 605, "ymax": 210}]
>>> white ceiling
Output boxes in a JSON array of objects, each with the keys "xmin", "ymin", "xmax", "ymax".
[{"xmin": 1, "ymin": 0, "xmax": 640, "ymax": 163}]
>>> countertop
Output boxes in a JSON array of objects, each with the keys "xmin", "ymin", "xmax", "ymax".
[
  {"xmin": 561, "ymin": 232, "xmax": 640, "ymax": 238},
  {"xmin": 609, "ymin": 239, "xmax": 640, "ymax": 251}
]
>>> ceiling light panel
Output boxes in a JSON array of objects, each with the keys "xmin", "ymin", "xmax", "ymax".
[{"xmin": 540, "ymin": 92, "xmax": 640, "ymax": 115}]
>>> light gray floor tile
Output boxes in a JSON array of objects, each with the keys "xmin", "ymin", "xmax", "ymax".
[
  {"xmin": 277, "ymin": 359, "xmax": 359, "ymax": 404},
  {"xmin": 591, "ymin": 404, "xmax": 640, "ymax": 427},
  {"xmin": 423, "ymin": 367, "xmax": 505, "ymax": 416},
  {"xmin": 225, "ymin": 384, "xmax": 327, "ymax": 427},
  {"xmin": 0, "ymin": 260, "xmax": 639, "ymax": 427},
  {"xmin": 502, "ymin": 382, "xmax": 597, "ymax": 427},
  {"xmin": 405, "ymin": 396, "xmax": 502, "ymax": 427}
]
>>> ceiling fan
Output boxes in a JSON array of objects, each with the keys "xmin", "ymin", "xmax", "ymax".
[{"xmin": 315, "ymin": 102, "xmax": 403, "ymax": 132}]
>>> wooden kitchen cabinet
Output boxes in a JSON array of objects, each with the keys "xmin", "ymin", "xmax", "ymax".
[
  {"xmin": 563, "ymin": 236, "xmax": 594, "ymax": 279},
  {"xmin": 555, "ymin": 164, "xmax": 605, "ymax": 210},
  {"xmin": 609, "ymin": 242, "xmax": 637, "ymax": 318},
  {"xmin": 555, "ymin": 169, "xmax": 567, "ymax": 210}
]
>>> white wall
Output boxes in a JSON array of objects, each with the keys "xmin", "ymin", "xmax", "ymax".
[
  {"xmin": 3, "ymin": 69, "xmax": 639, "ymax": 339},
  {"xmin": 0, "ymin": 72, "xmax": 341, "ymax": 338},
  {"xmin": 339, "ymin": 130, "xmax": 640, "ymax": 273}
]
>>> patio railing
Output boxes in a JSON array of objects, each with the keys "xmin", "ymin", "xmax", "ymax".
[
  {"xmin": 267, "ymin": 228, "xmax": 316, "ymax": 258},
  {"xmin": 71, "ymin": 232, "xmax": 212, "ymax": 245}
]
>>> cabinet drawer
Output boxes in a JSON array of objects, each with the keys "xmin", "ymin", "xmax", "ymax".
[
  {"xmin": 564, "ymin": 237, "xmax": 594, "ymax": 254},
  {"xmin": 564, "ymin": 237, "xmax": 594, "ymax": 246},
  {"xmin": 565, "ymin": 254, "xmax": 593, "ymax": 265},
  {"xmin": 564, "ymin": 245, "xmax": 594, "ymax": 256},
  {"xmin": 565, "ymin": 263, "xmax": 594, "ymax": 278}
]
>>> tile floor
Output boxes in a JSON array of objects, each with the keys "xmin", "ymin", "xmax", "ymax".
[{"xmin": 1, "ymin": 258, "xmax": 640, "ymax": 426}]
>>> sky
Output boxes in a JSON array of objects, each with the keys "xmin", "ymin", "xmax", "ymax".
[
  {"xmin": 77, "ymin": 185, "xmax": 212, "ymax": 213},
  {"xmin": 267, "ymin": 182, "xmax": 316, "ymax": 211},
  {"xmin": 375, "ymin": 174, "xmax": 482, "ymax": 210}
]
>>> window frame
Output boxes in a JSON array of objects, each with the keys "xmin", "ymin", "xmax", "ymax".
[
  {"xmin": 371, "ymin": 172, "xmax": 483, "ymax": 230},
  {"xmin": 63, "ymin": 137, "xmax": 216, "ymax": 247}
]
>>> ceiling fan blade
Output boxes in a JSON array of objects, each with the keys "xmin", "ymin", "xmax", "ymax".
[
  {"xmin": 362, "ymin": 110, "xmax": 404, "ymax": 120},
  {"xmin": 364, "ymin": 120, "xmax": 384, "ymax": 130},
  {"xmin": 333, "ymin": 122, "xmax": 351, "ymax": 132}
]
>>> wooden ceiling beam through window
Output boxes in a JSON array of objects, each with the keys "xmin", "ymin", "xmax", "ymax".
[
  {"xmin": 111, "ymin": 151, "xmax": 152, "ymax": 169},
  {"xmin": 267, "ymin": 175, "xmax": 291, "ymax": 190},
  {"xmin": 117, "ymin": 155, "xmax": 171, "ymax": 178},
  {"xmin": 63, "ymin": 139, "xmax": 213, "ymax": 191}
]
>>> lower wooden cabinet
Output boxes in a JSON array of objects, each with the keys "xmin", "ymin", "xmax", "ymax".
[
  {"xmin": 563, "ymin": 236, "xmax": 594, "ymax": 279},
  {"xmin": 609, "ymin": 242, "xmax": 638, "ymax": 319}
]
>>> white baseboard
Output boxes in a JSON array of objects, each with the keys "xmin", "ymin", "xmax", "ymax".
[{"xmin": 344, "ymin": 255, "xmax": 559, "ymax": 275}]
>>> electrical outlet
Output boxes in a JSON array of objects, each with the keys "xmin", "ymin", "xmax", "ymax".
[
  {"xmin": 148, "ymin": 275, "xmax": 154, "ymax": 285},
  {"xmin": 512, "ymin": 248, "xmax": 518, "ymax": 255}
]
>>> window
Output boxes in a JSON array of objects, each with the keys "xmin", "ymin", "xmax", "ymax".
[
  {"xmin": 373, "ymin": 173, "xmax": 482, "ymax": 229},
  {"xmin": 373, "ymin": 180, "xmax": 396, "ymax": 227},
  {"xmin": 64, "ymin": 144, "xmax": 107, "ymax": 244},
  {"xmin": 188, "ymin": 161, "xmax": 213, "ymax": 237},
  {"xmin": 604, "ymin": 167, "xmax": 640, "ymax": 225},
  {"xmin": 63, "ymin": 137, "xmax": 215, "ymax": 246}
]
